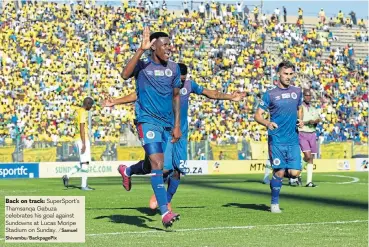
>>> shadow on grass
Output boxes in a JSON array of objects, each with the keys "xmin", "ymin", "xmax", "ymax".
[
  {"xmin": 222, "ymin": 203, "xmax": 272, "ymax": 212},
  {"xmin": 88, "ymin": 207, "xmax": 157, "ymax": 216},
  {"xmin": 94, "ymin": 215, "xmax": 165, "ymax": 231},
  {"xmin": 183, "ymin": 179, "xmax": 368, "ymax": 211}
]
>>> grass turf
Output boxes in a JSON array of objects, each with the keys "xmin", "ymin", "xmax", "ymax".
[{"xmin": 0, "ymin": 172, "xmax": 367, "ymax": 247}]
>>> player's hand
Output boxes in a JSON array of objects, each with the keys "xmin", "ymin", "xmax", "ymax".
[
  {"xmin": 308, "ymin": 120, "xmax": 315, "ymax": 125},
  {"xmin": 267, "ymin": 122, "xmax": 278, "ymax": 130},
  {"xmin": 140, "ymin": 26, "xmax": 156, "ymax": 51},
  {"xmin": 171, "ymin": 126, "xmax": 181, "ymax": 143},
  {"xmin": 102, "ymin": 99, "xmax": 114, "ymax": 108},
  {"xmin": 230, "ymin": 92, "xmax": 246, "ymax": 102},
  {"xmin": 297, "ymin": 120, "xmax": 304, "ymax": 128},
  {"xmin": 81, "ymin": 143, "xmax": 86, "ymax": 154}
]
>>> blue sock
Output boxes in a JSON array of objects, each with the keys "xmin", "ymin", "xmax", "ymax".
[
  {"xmin": 151, "ymin": 170, "xmax": 168, "ymax": 215},
  {"xmin": 270, "ymin": 175, "xmax": 283, "ymax": 204},
  {"xmin": 126, "ymin": 160, "xmax": 146, "ymax": 176},
  {"xmin": 167, "ymin": 177, "xmax": 180, "ymax": 203}
]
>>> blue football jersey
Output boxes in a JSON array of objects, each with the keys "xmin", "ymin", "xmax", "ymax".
[
  {"xmin": 258, "ymin": 85, "xmax": 303, "ymax": 145},
  {"xmin": 179, "ymin": 80, "xmax": 204, "ymax": 134},
  {"xmin": 132, "ymin": 58, "xmax": 181, "ymax": 128}
]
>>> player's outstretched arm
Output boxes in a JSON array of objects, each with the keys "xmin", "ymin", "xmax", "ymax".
[
  {"xmin": 202, "ymin": 89, "xmax": 246, "ymax": 101},
  {"xmin": 102, "ymin": 93, "xmax": 137, "ymax": 107},
  {"xmin": 171, "ymin": 88, "xmax": 181, "ymax": 143},
  {"xmin": 254, "ymin": 108, "xmax": 278, "ymax": 130},
  {"xmin": 121, "ymin": 26, "xmax": 156, "ymax": 79}
]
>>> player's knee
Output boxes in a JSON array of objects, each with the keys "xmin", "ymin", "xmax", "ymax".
[
  {"xmin": 150, "ymin": 159, "xmax": 164, "ymax": 170},
  {"xmin": 289, "ymin": 170, "xmax": 301, "ymax": 177},
  {"xmin": 172, "ymin": 170, "xmax": 180, "ymax": 179},
  {"xmin": 273, "ymin": 169, "xmax": 285, "ymax": 178}
]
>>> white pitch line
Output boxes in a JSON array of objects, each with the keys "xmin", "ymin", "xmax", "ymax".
[
  {"xmin": 324, "ymin": 175, "xmax": 360, "ymax": 184},
  {"xmin": 0, "ymin": 220, "xmax": 366, "ymax": 241},
  {"xmin": 86, "ymin": 219, "xmax": 368, "ymax": 237}
]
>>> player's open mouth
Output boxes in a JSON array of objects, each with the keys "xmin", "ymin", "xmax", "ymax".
[{"xmin": 164, "ymin": 51, "xmax": 171, "ymax": 59}]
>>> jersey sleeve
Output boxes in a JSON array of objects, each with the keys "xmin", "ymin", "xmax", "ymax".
[
  {"xmin": 297, "ymin": 90, "xmax": 303, "ymax": 107},
  {"xmin": 191, "ymin": 80, "xmax": 204, "ymax": 95},
  {"xmin": 258, "ymin": 91, "xmax": 270, "ymax": 111},
  {"xmin": 173, "ymin": 64, "xmax": 181, "ymax": 88},
  {"xmin": 133, "ymin": 60, "xmax": 145, "ymax": 79}
]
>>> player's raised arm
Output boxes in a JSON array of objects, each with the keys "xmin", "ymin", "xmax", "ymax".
[
  {"xmin": 102, "ymin": 93, "xmax": 137, "ymax": 107},
  {"xmin": 202, "ymin": 88, "xmax": 246, "ymax": 101},
  {"xmin": 121, "ymin": 26, "xmax": 156, "ymax": 79}
]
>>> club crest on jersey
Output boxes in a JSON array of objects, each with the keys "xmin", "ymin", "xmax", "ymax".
[
  {"xmin": 146, "ymin": 131, "xmax": 155, "ymax": 139},
  {"xmin": 154, "ymin": 70, "xmax": 164, "ymax": 76},
  {"xmin": 273, "ymin": 158, "xmax": 281, "ymax": 166},
  {"xmin": 180, "ymin": 88, "xmax": 188, "ymax": 95},
  {"xmin": 291, "ymin": 92, "xmax": 297, "ymax": 99},
  {"xmin": 165, "ymin": 69, "xmax": 173, "ymax": 77}
]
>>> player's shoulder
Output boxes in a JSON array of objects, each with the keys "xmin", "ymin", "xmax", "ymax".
[
  {"xmin": 265, "ymin": 85, "xmax": 277, "ymax": 94},
  {"xmin": 139, "ymin": 57, "xmax": 151, "ymax": 66}
]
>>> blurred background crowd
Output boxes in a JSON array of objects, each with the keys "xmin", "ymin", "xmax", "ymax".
[{"xmin": 0, "ymin": 0, "xmax": 367, "ymax": 150}]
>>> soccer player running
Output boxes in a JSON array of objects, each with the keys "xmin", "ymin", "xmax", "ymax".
[
  {"xmin": 62, "ymin": 97, "xmax": 95, "ymax": 191},
  {"xmin": 117, "ymin": 27, "xmax": 182, "ymax": 227},
  {"xmin": 103, "ymin": 63, "xmax": 245, "ymax": 210},
  {"xmin": 254, "ymin": 61, "xmax": 304, "ymax": 213},
  {"xmin": 298, "ymin": 89, "xmax": 320, "ymax": 187}
]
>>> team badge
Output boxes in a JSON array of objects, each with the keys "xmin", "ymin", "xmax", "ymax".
[
  {"xmin": 273, "ymin": 158, "xmax": 281, "ymax": 166},
  {"xmin": 180, "ymin": 88, "xmax": 188, "ymax": 95},
  {"xmin": 291, "ymin": 92, "xmax": 297, "ymax": 99},
  {"xmin": 146, "ymin": 131, "xmax": 155, "ymax": 139},
  {"xmin": 165, "ymin": 69, "xmax": 173, "ymax": 77}
]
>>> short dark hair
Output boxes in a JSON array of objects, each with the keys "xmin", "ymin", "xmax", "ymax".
[
  {"xmin": 178, "ymin": 63, "xmax": 188, "ymax": 75},
  {"xmin": 150, "ymin": 32, "xmax": 169, "ymax": 42},
  {"xmin": 83, "ymin": 97, "xmax": 94, "ymax": 106},
  {"xmin": 277, "ymin": 61, "xmax": 295, "ymax": 72}
]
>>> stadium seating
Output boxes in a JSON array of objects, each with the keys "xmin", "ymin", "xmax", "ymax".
[{"xmin": 0, "ymin": 1, "xmax": 367, "ymax": 152}]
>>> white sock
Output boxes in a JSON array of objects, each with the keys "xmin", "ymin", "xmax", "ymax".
[
  {"xmin": 263, "ymin": 161, "xmax": 271, "ymax": 181},
  {"xmin": 66, "ymin": 165, "xmax": 80, "ymax": 178},
  {"xmin": 306, "ymin": 163, "xmax": 313, "ymax": 184},
  {"xmin": 81, "ymin": 164, "xmax": 88, "ymax": 188}
]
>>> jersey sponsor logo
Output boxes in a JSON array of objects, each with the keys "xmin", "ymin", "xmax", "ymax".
[
  {"xmin": 282, "ymin": 93, "xmax": 291, "ymax": 99},
  {"xmin": 154, "ymin": 70, "xmax": 164, "ymax": 76},
  {"xmin": 146, "ymin": 131, "xmax": 155, "ymax": 139},
  {"xmin": 273, "ymin": 158, "xmax": 281, "ymax": 166},
  {"xmin": 146, "ymin": 70, "xmax": 153, "ymax": 76},
  {"xmin": 291, "ymin": 92, "xmax": 297, "ymax": 99},
  {"xmin": 165, "ymin": 69, "xmax": 173, "ymax": 77},
  {"xmin": 180, "ymin": 88, "xmax": 188, "ymax": 95}
]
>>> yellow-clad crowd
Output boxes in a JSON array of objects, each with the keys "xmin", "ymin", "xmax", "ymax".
[{"xmin": 0, "ymin": 1, "xmax": 367, "ymax": 146}]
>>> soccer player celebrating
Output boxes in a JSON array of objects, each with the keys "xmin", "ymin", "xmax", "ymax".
[
  {"xmin": 254, "ymin": 61, "xmax": 304, "ymax": 213},
  {"xmin": 118, "ymin": 27, "xmax": 181, "ymax": 228},
  {"xmin": 62, "ymin": 97, "xmax": 95, "ymax": 191},
  {"xmin": 103, "ymin": 63, "xmax": 245, "ymax": 210},
  {"xmin": 298, "ymin": 89, "xmax": 320, "ymax": 187}
]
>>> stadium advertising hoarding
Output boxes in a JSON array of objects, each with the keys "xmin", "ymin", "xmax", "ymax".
[
  {"xmin": 39, "ymin": 160, "xmax": 209, "ymax": 178},
  {"xmin": 181, "ymin": 160, "xmax": 208, "ymax": 175},
  {"xmin": 0, "ymin": 163, "xmax": 39, "ymax": 179},
  {"xmin": 355, "ymin": 158, "xmax": 368, "ymax": 172},
  {"xmin": 39, "ymin": 161, "xmax": 137, "ymax": 178},
  {"xmin": 208, "ymin": 159, "xmax": 356, "ymax": 174}
]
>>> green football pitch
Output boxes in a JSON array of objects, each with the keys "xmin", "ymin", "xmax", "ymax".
[{"xmin": 0, "ymin": 172, "xmax": 367, "ymax": 247}]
